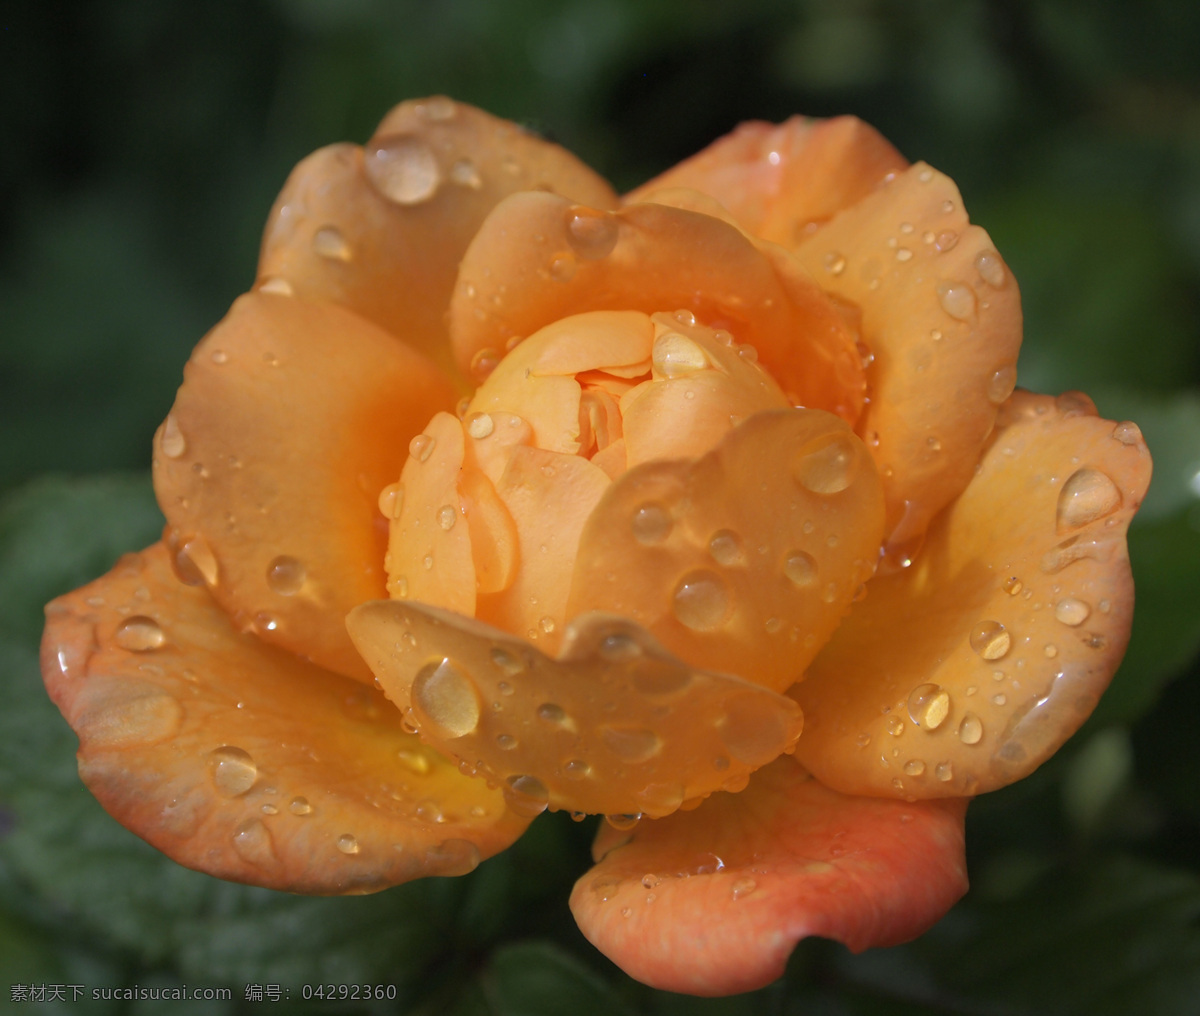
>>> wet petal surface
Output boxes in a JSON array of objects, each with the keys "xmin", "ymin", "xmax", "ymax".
[
  {"xmin": 450, "ymin": 192, "xmax": 865, "ymax": 421},
  {"xmin": 568, "ymin": 409, "xmax": 884, "ymax": 692},
  {"xmin": 628, "ymin": 115, "xmax": 908, "ymax": 247},
  {"xmin": 258, "ymin": 98, "xmax": 617, "ymax": 382},
  {"xmin": 346, "ymin": 604, "xmax": 803, "ymax": 819},
  {"xmin": 154, "ymin": 292, "xmax": 456, "ymax": 682},
  {"xmin": 570, "ymin": 759, "xmax": 967, "ymax": 996},
  {"xmin": 793, "ymin": 162, "xmax": 1023, "ymax": 550},
  {"xmin": 794, "ymin": 391, "xmax": 1152, "ymax": 798},
  {"xmin": 41, "ymin": 545, "xmax": 529, "ymax": 893}
]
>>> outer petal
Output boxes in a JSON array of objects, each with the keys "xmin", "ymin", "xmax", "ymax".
[
  {"xmin": 794, "ymin": 392, "xmax": 1152, "ymax": 799},
  {"xmin": 258, "ymin": 97, "xmax": 618, "ymax": 382},
  {"xmin": 41, "ymin": 544, "xmax": 530, "ymax": 893},
  {"xmin": 793, "ymin": 163, "xmax": 1022, "ymax": 550},
  {"xmin": 627, "ymin": 115, "xmax": 908, "ymax": 247},
  {"xmin": 153, "ymin": 291, "xmax": 456, "ymax": 682},
  {"xmin": 450, "ymin": 192, "xmax": 865, "ymax": 421},
  {"xmin": 570, "ymin": 759, "xmax": 967, "ymax": 996}
]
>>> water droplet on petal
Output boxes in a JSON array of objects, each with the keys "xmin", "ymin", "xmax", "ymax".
[
  {"xmin": 652, "ymin": 331, "xmax": 709, "ymax": 378},
  {"xmin": 731, "ymin": 877, "xmax": 758, "ymax": 899},
  {"xmin": 601, "ymin": 726, "xmax": 662, "ymax": 762},
  {"xmin": 605, "ymin": 813, "xmax": 641, "ymax": 831},
  {"xmin": 409, "ymin": 433, "xmax": 436, "ymax": 463},
  {"xmin": 266, "ymin": 555, "xmax": 306, "ymax": 595},
  {"xmin": 904, "ymin": 759, "xmax": 926, "ymax": 776},
  {"xmin": 1112, "ymin": 421, "xmax": 1142, "ymax": 445},
  {"xmin": 672, "ymin": 570, "xmax": 731, "ymax": 631},
  {"xmin": 709, "ymin": 529, "xmax": 744, "ymax": 566},
  {"xmin": 210, "ymin": 746, "xmax": 257, "ymax": 797},
  {"xmin": 437, "ymin": 505, "xmax": 458, "ymax": 531},
  {"xmin": 719, "ymin": 695, "xmax": 790, "ymax": 765},
  {"xmin": 907, "ymin": 683, "xmax": 951, "ymax": 729},
  {"xmin": 958, "ymin": 712, "xmax": 983, "ymax": 744},
  {"xmin": 491, "ymin": 647, "xmax": 525, "ymax": 677},
  {"xmin": 563, "ymin": 759, "xmax": 590, "ymax": 780},
  {"xmin": 886, "ymin": 715, "xmax": 905, "ymax": 736},
  {"xmin": 565, "ymin": 207, "xmax": 618, "ymax": 260},
  {"xmin": 160, "ymin": 414, "xmax": 186, "ymax": 458},
  {"xmin": 823, "ymin": 252, "xmax": 846, "ymax": 275},
  {"xmin": 549, "ymin": 253, "xmax": 577, "ymax": 281},
  {"xmin": 987, "ymin": 366, "xmax": 1017, "ymax": 404},
  {"xmin": 412, "ymin": 658, "xmax": 480, "ymax": 738},
  {"xmin": 937, "ymin": 282, "xmax": 976, "ymax": 320},
  {"xmin": 975, "ymin": 249, "xmax": 1006, "ymax": 287},
  {"xmin": 365, "ymin": 136, "xmax": 441, "ymax": 205},
  {"xmin": 970, "ymin": 620, "xmax": 1011, "ymax": 660},
  {"xmin": 632, "ymin": 502, "xmax": 672, "ymax": 544},
  {"xmin": 795, "ymin": 433, "xmax": 858, "ymax": 494},
  {"xmin": 783, "ymin": 550, "xmax": 818, "ymax": 588},
  {"xmin": 1054, "ymin": 597, "xmax": 1091, "ymax": 626},
  {"xmin": 337, "ymin": 833, "xmax": 360, "ymax": 855},
  {"xmin": 935, "ymin": 762, "xmax": 954, "ymax": 782},
  {"xmin": 504, "ymin": 774, "xmax": 549, "ymax": 817},
  {"xmin": 289, "ymin": 796, "xmax": 313, "ymax": 815},
  {"xmin": 312, "ymin": 226, "xmax": 351, "ymax": 262},
  {"xmin": 467, "ymin": 412, "xmax": 495, "ymax": 439},
  {"xmin": 420, "ymin": 95, "xmax": 457, "ymax": 121},
  {"xmin": 449, "ymin": 157, "xmax": 482, "ymax": 189},
  {"xmin": 935, "ymin": 230, "xmax": 959, "ymax": 252},
  {"xmin": 258, "ymin": 276, "xmax": 293, "ymax": 296},
  {"xmin": 232, "ymin": 819, "xmax": 276, "ymax": 867},
  {"xmin": 1057, "ymin": 468, "xmax": 1121, "ymax": 530},
  {"xmin": 115, "ymin": 616, "xmax": 165, "ymax": 652},
  {"xmin": 378, "ymin": 482, "xmax": 405, "ymax": 519}
]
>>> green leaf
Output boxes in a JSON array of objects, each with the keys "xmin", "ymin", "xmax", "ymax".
[{"xmin": 480, "ymin": 941, "xmax": 634, "ymax": 1016}]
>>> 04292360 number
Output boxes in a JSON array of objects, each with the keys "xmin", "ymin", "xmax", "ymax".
[{"xmin": 301, "ymin": 984, "xmax": 398, "ymax": 1000}]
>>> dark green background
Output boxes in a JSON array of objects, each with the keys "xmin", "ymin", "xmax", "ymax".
[{"xmin": 3, "ymin": 1, "xmax": 1199, "ymax": 1012}]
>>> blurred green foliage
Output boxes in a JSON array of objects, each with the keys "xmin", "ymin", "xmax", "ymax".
[{"xmin": 2, "ymin": 0, "xmax": 1199, "ymax": 1012}]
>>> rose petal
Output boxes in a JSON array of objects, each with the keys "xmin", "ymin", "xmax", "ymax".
[
  {"xmin": 793, "ymin": 162, "xmax": 1023, "ymax": 551},
  {"xmin": 450, "ymin": 193, "xmax": 865, "ymax": 421},
  {"xmin": 567, "ymin": 409, "xmax": 884, "ymax": 692},
  {"xmin": 569, "ymin": 758, "xmax": 967, "ymax": 996},
  {"xmin": 153, "ymin": 292, "xmax": 455, "ymax": 682},
  {"xmin": 627, "ymin": 115, "xmax": 908, "ymax": 247},
  {"xmin": 794, "ymin": 391, "xmax": 1152, "ymax": 798},
  {"xmin": 258, "ymin": 97, "xmax": 618, "ymax": 383},
  {"xmin": 345, "ymin": 603, "xmax": 802, "ymax": 819},
  {"xmin": 41, "ymin": 545, "xmax": 530, "ymax": 893}
]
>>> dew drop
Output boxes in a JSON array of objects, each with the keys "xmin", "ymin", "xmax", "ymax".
[
  {"xmin": 210, "ymin": 746, "xmax": 257, "ymax": 797},
  {"xmin": 975, "ymin": 249, "xmax": 1005, "ymax": 287},
  {"xmin": 652, "ymin": 331, "xmax": 708, "ymax": 378},
  {"xmin": 470, "ymin": 347, "xmax": 501, "ymax": 380},
  {"xmin": 969, "ymin": 620, "xmax": 1011, "ymax": 660},
  {"xmin": 409, "ymin": 433, "xmax": 436, "ymax": 463},
  {"xmin": 337, "ymin": 833, "xmax": 360, "ymax": 855},
  {"xmin": 491, "ymin": 647, "xmax": 525, "ymax": 677},
  {"xmin": 935, "ymin": 762, "xmax": 954, "ymax": 782},
  {"xmin": 907, "ymin": 683, "xmax": 951, "ymax": 729},
  {"xmin": 504, "ymin": 774, "xmax": 550, "ymax": 817},
  {"xmin": 496, "ymin": 733, "xmax": 517, "ymax": 750},
  {"xmin": 232, "ymin": 819, "xmax": 276, "ymax": 867},
  {"xmin": 437, "ymin": 504, "xmax": 458, "ymax": 531},
  {"xmin": 565, "ymin": 207, "xmax": 618, "ymax": 260},
  {"xmin": 467, "ymin": 412, "xmax": 495, "ymax": 439},
  {"xmin": 795, "ymin": 432, "xmax": 858, "ymax": 494},
  {"xmin": 1044, "ymin": 643, "xmax": 1059, "ymax": 658},
  {"xmin": 378, "ymin": 482, "xmax": 405, "ymax": 519},
  {"xmin": 709, "ymin": 529, "xmax": 744, "ymax": 566},
  {"xmin": 886, "ymin": 715, "xmax": 905, "ymax": 736},
  {"xmin": 672, "ymin": 570, "xmax": 731, "ymax": 631},
  {"xmin": 258, "ymin": 276, "xmax": 293, "ymax": 296},
  {"xmin": 823, "ymin": 252, "xmax": 846, "ymax": 275},
  {"xmin": 719, "ymin": 695, "xmax": 790, "ymax": 766},
  {"xmin": 1004, "ymin": 577, "xmax": 1023, "ymax": 595},
  {"xmin": 289, "ymin": 796, "xmax": 313, "ymax": 815},
  {"xmin": 958, "ymin": 712, "xmax": 983, "ymax": 745},
  {"xmin": 160, "ymin": 414, "xmax": 186, "ymax": 458},
  {"xmin": 632, "ymin": 502, "xmax": 672, "ymax": 544},
  {"xmin": 549, "ymin": 253, "xmax": 577, "ymax": 281},
  {"xmin": 936, "ymin": 282, "xmax": 976, "ymax": 320},
  {"xmin": 266, "ymin": 555, "xmax": 306, "ymax": 595},
  {"xmin": 312, "ymin": 225, "xmax": 351, "ymax": 262},
  {"xmin": 731, "ymin": 877, "xmax": 758, "ymax": 899},
  {"xmin": 1112, "ymin": 421, "xmax": 1142, "ymax": 445},
  {"xmin": 895, "ymin": 247, "xmax": 913, "ymax": 262},
  {"xmin": 563, "ymin": 759, "xmax": 590, "ymax": 780},
  {"xmin": 904, "ymin": 759, "xmax": 926, "ymax": 776},
  {"xmin": 539, "ymin": 616, "xmax": 556, "ymax": 634},
  {"xmin": 1055, "ymin": 597, "xmax": 1091, "ymax": 626},
  {"xmin": 412, "ymin": 658, "xmax": 480, "ymax": 738},
  {"xmin": 449, "ymin": 157, "xmax": 482, "ymax": 189},
  {"xmin": 115, "ymin": 616, "xmax": 165, "ymax": 652},
  {"xmin": 605, "ymin": 813, "xmax": 642, "ymax": 831},
  {"xmin": 1057, "ymin": 469, "xmax": 1121, "ymax": 530},
  {"xmin": 365, "ymin": 135, "xmax": 441, "ymax": 205},
  {"xmin": 602, "ymin": 726, "xmax": 662, "ymax": 763},
  {"xmin": 783, "ymin": 550, "xmax": 818, "ymax": 588},
  {"xmin": 536, "ymin": 702, "xmax": 566, "ymax": 724},
  {"xmin": 987, "ymin": 365, "xmax": 1017, "ymax": 404},
  {"xmin": 397, "ymin": 749, "xmax": 432, "ymax": 775}
]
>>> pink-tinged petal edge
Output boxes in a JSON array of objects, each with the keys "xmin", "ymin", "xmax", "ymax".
[{"xmin": 570, "ymin": 759, "xmax": 967, "ymax": 996}]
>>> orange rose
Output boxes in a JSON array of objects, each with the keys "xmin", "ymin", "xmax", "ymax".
[{"xmin": 41, "ymin": 98, "xmax": 1151, "ymax": 997}]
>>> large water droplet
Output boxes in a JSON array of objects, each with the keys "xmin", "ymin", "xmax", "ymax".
[
  {"xmin": 1055, "ymin": 597, "xmax": 1091, "ymax": 626},
  {"xmin": 605, "ymin": 813, "xmax": 641, "ymax": 831},
  {"xmin": 412, "ymin": 658, "xmax": 480, "ymax": 738},
  {"xmin": 312, "ymin": 226, "xmax": 351, "ymax": 262},
  {"xmin": 565, "ymin": 207, "xmax": 618, "ymax": 260},
  {"xmin": 467, "ymin": 412, "xmax": 495, "ymax": 439},
  {"xmin": 1112, "ymin": 421, "xmax": 1142, "ymax": 445},
  {"xmin": 907, "ymin": 683, "xmax": 951, "ymax": 729},
  {"xmin": 719, "ymin": 695, "xmax": 789, "ymax": 766},
  {"xmin": 409, "ymin": 433, "xmax": 436, "ymax": 463},
  {"xmin": 974, "ymin": 250, "xmax": 1006, "ymax": 287},
  {"xmin": 266, "ymin": 555, "xmax": 306, "ymax": 595},
  {"xmin": 289, "ymin": 796, "xmax": 313, "ymax": 815},
  {"xmin": 504, "ymin": 774, "xmax": 550, "ymax": 817},
  {"xmin": 795, "ymin": 433, "xmax": 858, "ymax": 494},
  {"xmin": 935, "ymin": 762, "xmax": 954, "ymax": 782},
  {"xmin": 437, "ymin": 504, "xmax": 458, "ymax": 531},
  {"xmin": 632, "ymin": 502, "xmax": 672, "ymax": 544},
  {"xmin": 337, "ymin": 833, "xmax": 360, "ymax": 855},
  {"xmin": 490, "ymin": 647, "xmax": 525, "ymax": 677},
  {"xmin": 987, "ymin": 365, "xmax": 1017, "ymax": 404},
  {"xmin": 969, "ymin": 620, "xmax": 1011, "ymax": 660},
  {"xmin": 958, "ymin": 712, "xmax": 983, "ymax": 745},
  {"xmin": 378, "ymin": 482, "xmax": 405, "ymax": 519},
  {"xmin": 365, "ymin": 136, "xmax": 441, "ymax": 205},
  {"xmin": 160, "ymin": 414, "xmax": 186, "ymax": 458},
  {"xmin": 709, "ymin": 530, "xmax": 744, "ymax": 567},
  {"xmin": 783, "ymin": 550, "xmax": 818, "ymax": 588},
  {"xmin": 652, "ymin": 331, "xmax": 708, "ymax": 378},
  {"xmin": 936, "ymin": 282, "xmax": 976, "ymax": 320},
  {"xmin": 601, "ymin": 726, "xmax": 662, "ymax": 763},
  {"xmin": 1057, "ymin": 468, "xmax": 1121, "ymax": 530},
  {"xmin": 115, "ymin": 616, "xmax": 165, "ymax": 652},
  {"xmin": 904, "ymin": 759, "xmax": 926, "ymax": 776},
  {"xmin": 210, "ymin": 746, "xmax": 257, "ymax": 797},
  {"xmin": 232, "ymin": 819, "xmax": 276, "ymax": 867},
  {"xmin": 672, "ymin": 570, "xmax": 731, "ymax": 631}
]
